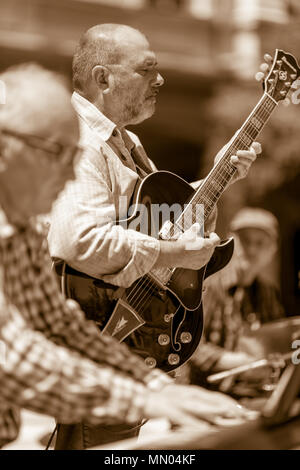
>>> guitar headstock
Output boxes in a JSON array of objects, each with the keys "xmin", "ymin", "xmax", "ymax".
[{"xmin": 264, "ymin": 49, "xmax": 300, "ymax": 102}]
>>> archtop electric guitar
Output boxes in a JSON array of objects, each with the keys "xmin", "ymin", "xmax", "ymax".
[{"xmin": 59, "ymin": 50, "xmax": 300, "ymax": 372}]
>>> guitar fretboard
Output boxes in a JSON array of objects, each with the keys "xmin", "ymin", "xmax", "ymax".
[{"xmin": 151, "ymin": 93, "xmax": 277, "ymax": 285}]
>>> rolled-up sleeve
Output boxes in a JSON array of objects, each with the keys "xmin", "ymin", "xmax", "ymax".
[{"xmin": 48, "ymin": 147, "xmax": 160, "ymax": 287}]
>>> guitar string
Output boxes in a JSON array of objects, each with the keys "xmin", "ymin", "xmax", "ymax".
[
  {"xmin": 126, "ymin": 275, "xmax": 155, "ymax": 305},
  {"xmin": 128, "ymin": 276, "xmax": 159, "ymax": 312},
  {"xmin": 123, "ymin": 96, "xmax": 276, "ymax": 311},
  {"xmin": 134, "ymin": 284, "xmax": 161, "ymax": 317}
]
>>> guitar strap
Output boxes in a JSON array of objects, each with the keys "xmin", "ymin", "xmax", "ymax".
[
  {"xmin": 130, "ymin": 145, "xmax": 153, "ymax": 178},
  {"xmin": 120, "ymin": 128, "xmax": 154, "ymax": 177}
]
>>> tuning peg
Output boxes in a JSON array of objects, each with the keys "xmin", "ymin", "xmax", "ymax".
[
  {"xmin": 276, "ymin": 60, "xmax": 282, "ymax": 66},
  {"xmin": 280, "ymin": 90, "xmax": 287, "ymax": 96},
  {"xmin": 273, "ymin": 70, "xmax": 279, "ymax": 74},
  {"xmin": 291, "ymin": 74, "xmax": 297, "ymax": 80},
  {"xmin": 285, "ymin": 82, "xmax": 291, "ymax": 87}
]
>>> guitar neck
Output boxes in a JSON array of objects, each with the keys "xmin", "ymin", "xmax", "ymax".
[{"xmin": 178, "ymin": 92, "xmax": 277, "ymax": 228}]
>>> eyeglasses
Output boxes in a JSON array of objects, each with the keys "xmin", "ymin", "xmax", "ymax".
[{"xmin": 0, "ymin": 128, "xmax": 83, "ymax": 166}]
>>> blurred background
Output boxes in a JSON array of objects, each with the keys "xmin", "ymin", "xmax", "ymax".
[{"xmin": 0, "ymin": 0, "xmax": 299, "ymax": 316}]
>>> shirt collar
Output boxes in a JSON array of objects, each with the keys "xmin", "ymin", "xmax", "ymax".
[{"xmin": 71, "ymin": 91, "xmax": 117, "ymax": 142}]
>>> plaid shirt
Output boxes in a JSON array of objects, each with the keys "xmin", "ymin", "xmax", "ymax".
[
  {"xmin": 48, "ymin": 92, "xmax": 160, "ymax": 287},
  {"xmin": 0, "ymin": 220, "xmax": 171, "ymax": 446}
]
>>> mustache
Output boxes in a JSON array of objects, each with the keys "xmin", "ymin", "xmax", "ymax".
[{"xmin": 145, "ymin": 89, "xmax": 159, "ymax": 99}]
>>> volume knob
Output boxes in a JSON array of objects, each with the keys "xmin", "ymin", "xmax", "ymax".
[
  {"xmin": 168, "ymin": 354, "xmax": 180, "ymax": 365},
  {"xmin": 164, "ymin": 313, "xmax": 174, "ymax": 323},
  {"xmin": 145, "ymin": 357, "xmax": 157, "ymax": 368},
  {"xmin": 180, "ymin": 332, "xmax": 192, "ymax": 344},
  {"xmin": 158, "ymin": 334, "xmax": 170, "ymax": 346}
]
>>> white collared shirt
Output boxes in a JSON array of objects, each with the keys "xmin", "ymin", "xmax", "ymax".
[{"xmin": 48, "ymin": 92, "xmax": 160, "ymax": 287}]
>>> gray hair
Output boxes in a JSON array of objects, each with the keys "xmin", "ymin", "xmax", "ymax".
[
  {"xmin": 72, "ymin": 23, "xmax": 143, "ymax": 93},
  {"xmin": 0, "ymin": 63, "xmax": 72, "ymax": 132}
]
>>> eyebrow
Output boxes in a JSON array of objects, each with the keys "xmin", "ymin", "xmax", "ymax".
[{"xmin": 140, "ymin": 57, "xmax": 158, "ymax": 67}]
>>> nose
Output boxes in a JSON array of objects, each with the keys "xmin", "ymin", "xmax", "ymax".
[{"xmin": 153, "ymin": 71, "xmax": 164, "ymax": 88}]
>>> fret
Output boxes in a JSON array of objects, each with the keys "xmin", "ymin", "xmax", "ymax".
[
  {"xmin": 209, "ymin": 178, "xmax": 224, "ymax": 192},
  {"xmin": 235, "ymin": 134, "xmax": 251, "ymax": 149},
  {"xmin": 243, "ymin": 123, "xmax": 259, "ymax": 140},
  {"xmin": 249, "ymin": 114, "xmax": 264, "ymax": 131},
  {"xmin": 177, "ymin": 203, "xmax": 197, "ymax": 228},
  {"xmin": 222, "ymin": 161, "xmax": 236, "ymax": 176},
  {"xmin": 264, "ymin": 97, "xmax": 275, "ymax": 112},
  {"xmin": 196, "ymin": 194, "xmax": 212, "ymax": 208},
  {"xmin": 202, "ymin": 184, "xmax": 219, "ymax": 199},
  {"xmin": 196, "ymin": 188, "xmax": 217, "ymax": 206}
]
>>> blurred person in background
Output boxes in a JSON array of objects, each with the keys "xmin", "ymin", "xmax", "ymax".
[
  {"xmin": 189, "ymin": 207, "xmax": 284, "ymax": 396},
  {"xmin": 48, "ymin": 23, "xmax": 264, "ymax": 449},
  {"xmin": 0, "ymin": 63, "xmax": 253, "ymax": 449}
]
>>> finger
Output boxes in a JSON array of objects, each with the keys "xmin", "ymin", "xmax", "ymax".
[
  {"xmin": 259, "ymin": 63, "xmax": 269, "ymax": 73},
  {"xmin": 168, "ymin": 409, "xmax": 209, "ymax": 428},
  {"xmin": 236, "ymin": 148, "xmax": 257, "ymax": 160},
  {"xmin": 230, "ymin": 154, "xmax": 256, "ymax": 171},
  {"xmin": 183, "ymin": 400, "xmax": 252, "ymax": 425},
  {"xmin": 206, "ymin": 232, "xmax": 220, "ymax": 246},
  {"xmin": 180, "ymin": 223, "xmax": 201, "ymax": 240},
  {"xmin": 213, "ymin": 401, "xmax": 254, "ymax": 421},
  {"xmin": 251, "ymin": 142, "xmax": 262, "ymax": 155},
  {"xmin": 255, "ymin": 71, "xmax": 265, "ymax": 82},
  {"xmin": 191, "ymin": 223, "xmax": 201, "ymax": 234},
  {"xmin": 219, "ymin": 376, "xmax": 235, "ymax": 393},
  {"xmin": 264, "ymin": 53, "xmax": 273, "ymax": 63}
]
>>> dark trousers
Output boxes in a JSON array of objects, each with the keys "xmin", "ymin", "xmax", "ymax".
[{"xmin": 54, "ymin": 422, "xmax": 141, "ymax": 450}]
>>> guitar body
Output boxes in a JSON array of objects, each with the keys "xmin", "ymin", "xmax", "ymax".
[{"xmin": 62, "ymin": 171, "xmax": 234, "ymax": 372}]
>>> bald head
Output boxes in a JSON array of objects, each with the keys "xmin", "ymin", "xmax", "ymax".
[
  {"xmin": 72, "ymin": 23, "xmax": 149, "ymax": 94},
  {"xmin": 0, "ymin": 63, "xmax": 77, "ymax": 139}
]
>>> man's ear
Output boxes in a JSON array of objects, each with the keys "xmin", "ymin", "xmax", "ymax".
[{"xmin": 92, "ymin": 65, "xmax": 110, "ymax": 92}]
